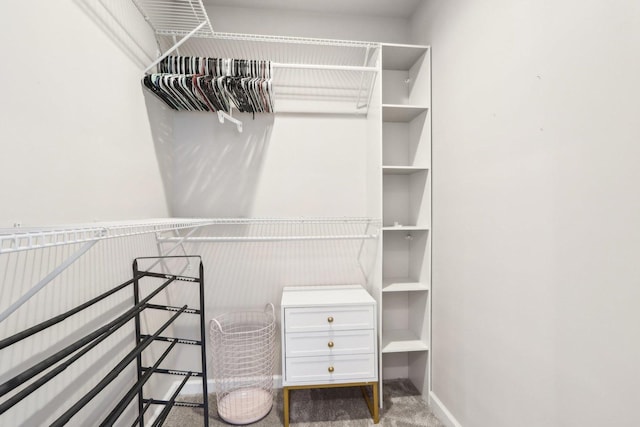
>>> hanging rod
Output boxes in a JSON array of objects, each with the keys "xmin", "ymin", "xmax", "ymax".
[
  {"xmin": 206, "ymin": 32, "xmax": 380, "ymax": 49},
  {"xmin": 272, "ymin": 63, "xmax": 377, "ymax": 72},
  {"xmin": 159, "ymin": 234, "xmax": 378, "ymax": 243},
  {"xmin": 182, "ymin": 217, "xmax": 380, "ymax": 225},
  {"xmin": 155, "ymin": 217, "xmax": 381, "ymax": 243},
  {"xmin": 145, "ymin": 31, "xmax": 380, "ymax": 73},
  {"xmin": 144, "ymin": 57, "xmax": 377, "ymax": 74}
]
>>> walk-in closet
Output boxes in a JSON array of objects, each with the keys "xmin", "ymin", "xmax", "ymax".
[
  {"xmin": 2, "ymin": 1, "xmax": 640, "ymax": 427},
  {"xmin": 1, "ymin": 1, "xmax": 430, "ymax": 425}
]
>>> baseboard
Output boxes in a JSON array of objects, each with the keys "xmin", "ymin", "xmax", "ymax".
[
  {"xmin": 429, "ymin": 391, "xmax": 462, "ymax": 427},
  {"xmin": 181, "ymin": 375, "xmax": 284, "ymax": 395}
]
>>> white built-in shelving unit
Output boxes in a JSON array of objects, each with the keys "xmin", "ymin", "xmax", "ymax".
[{"xmin": 379, "ymin": 43, "xmax": 431, "ymax": 396}]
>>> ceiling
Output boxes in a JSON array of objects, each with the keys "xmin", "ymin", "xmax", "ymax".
[{"xmin": 203, "ymin": 0, "xmax": 423, "ymax": 19}]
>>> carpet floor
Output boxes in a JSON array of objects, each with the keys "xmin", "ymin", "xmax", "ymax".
[{"xmin": 163, "ymin": 379, "xmax": 445, "ymax": 426}]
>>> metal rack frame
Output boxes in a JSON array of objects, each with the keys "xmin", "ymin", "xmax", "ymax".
[
  {"xmin": 0, "ymin": 255, "xmax": 209, "ymax": 426},
  {"xmin": 132, "ymin": 256, "xmax": 209, "ymax": 426}
]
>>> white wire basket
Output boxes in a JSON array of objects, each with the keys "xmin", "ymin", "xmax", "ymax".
[{"xmin": 210, "ymin": 304, "xmax": 276, "ymax": 425}]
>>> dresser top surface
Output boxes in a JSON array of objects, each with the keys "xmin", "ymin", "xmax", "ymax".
[{"xmin": 281, "ymin": 284, "xmax": 375, "ymax": 307}]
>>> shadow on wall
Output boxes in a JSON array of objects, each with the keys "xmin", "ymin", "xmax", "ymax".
[
  {"xmin": 144, "ymin": 90, "xmax": 275, "ymax": 218},
  {"xmin": 143, "ymin": 90, "xmax": 176, "ymax": 216}
]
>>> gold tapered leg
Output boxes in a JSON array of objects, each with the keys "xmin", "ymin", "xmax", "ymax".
[
  {"xmin": 360, "ymin": 382, "xmax": 380, "ymax": 424},
  {"xmin": 372, "ymin": 382, "xmax": 379, "ymax": 423},
  {"xmin": 283, "ymin": 387, "xmax": 290, "ymax": 427}
]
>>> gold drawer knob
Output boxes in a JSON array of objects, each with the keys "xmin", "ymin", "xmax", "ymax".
[
  {"xmin": 327, "ymin": 316, "xmax": 334, "ymax": 323},
  {"xmin": 328, "ymin": 341, "xmax": 334, "ymax": 348},
  {"xmin": 328, "ymin": 366, "xmax": 334, "ymax": 373}
]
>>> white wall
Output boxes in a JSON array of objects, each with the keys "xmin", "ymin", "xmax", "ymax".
[
  {"xmin": 161, "ymin": 111, "xmax": 368, "ymax": 218},
  {"xmin": 0, "ymin": 0, "xmax": 168, "ymax": 227},
  {"xmin": 0, "ymin": 1, "xmax": 173, "ymax": 425},
  {"xmin": 412, "ymin": 1, "xmax": 640, "ymax": 426}
]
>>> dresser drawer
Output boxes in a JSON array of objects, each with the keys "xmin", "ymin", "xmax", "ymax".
[
  {"xmin": 284, "ymin": 305, "xmax": 374, "ymax": 333},
  {"xmin": 285, "ymin": 329, "xmax": 375, "ymax": 357},
  {"xmin": 285, "ymin": 353, "xmax": 376, "ymax": 384}
]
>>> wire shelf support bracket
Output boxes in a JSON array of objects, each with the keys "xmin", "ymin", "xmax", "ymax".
[
  {"xmin": 0, "ymin": 219, "xmax": 217, "ymax": 326},
  {"xmin": 132, "ymin": 0, "xmax": 214, "ymax": 37},
  {"xmin": 217, "ymin": 110, "xmax": 243, "ymax": 133},
  {"xmin": 133, "ymin": 0, "xmax": 214, "ymax": 74},
  {"xmin": 0, "ymin": 240, "xmax": 98, "ymax": 324}
]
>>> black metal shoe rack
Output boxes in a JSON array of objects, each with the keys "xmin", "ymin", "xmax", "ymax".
[{"xmin": 0, "ymin": 255, "xmax": 209, "ymax": 426}]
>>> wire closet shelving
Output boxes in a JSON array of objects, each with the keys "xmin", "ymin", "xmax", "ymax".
[
  {"xmin": 157, "ymin": 217, "xmax": 380, "ymax": 243},
  {"xmin": 0, "ymin": 218, "xmax": 218, "ymax": 255},
  {"xmin": 0, "ymin": 217, "xmax": 379, "ymax": 319},
  {"xmin": 132, "ymin": 0, "xmax": 381, "ymax": 115}
]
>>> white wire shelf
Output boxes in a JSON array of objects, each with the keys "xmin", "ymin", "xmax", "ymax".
[
  {"xmin": 130, "ymin": 1, "xmax": 382, "ymax": 113},
  {"xmin": 174, "ymin": 217, "xmax": 379, "ymax": 225},
  {"xmin": 159, "ymin": 217, "xmax": 381, "ymax": 243},
  {"xmin": 132, "ymin": 0, "xmax": 214, "ymax": 37},
  {"xmin": 381, "ymin": 330, "xmax": 429, "ymax": 353},
  {"xmin": 160, "ymin": 235, "xmax": 377, "ymax": 243},
  {"xmin": 0, "ymin": 218, "xmax": 381, "ymax": 254},
  {"xmin": 160, "ymin": 32, "xmax": 379, "ymax": 65},
  {"xmin": 154, "ymin": 33, "xmax": 380, "ymax": 113},
  {"xmin": 0, "ymin": 219, "xmax": 218, "ymax": 254},
  {"xmin": 131, "ymin": 0, "xmax": 381, "ymax": 113}
]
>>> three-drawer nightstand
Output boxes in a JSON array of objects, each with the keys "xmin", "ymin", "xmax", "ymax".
[{"xmin": 280, "ymin": 284, "xmax": 379, "ymax": 426}]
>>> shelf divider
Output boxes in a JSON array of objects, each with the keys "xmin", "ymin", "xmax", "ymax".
[
  {"xmin": 382, "ymin": 277, "xmax": 429, "ymax": 292},
  {"xmin": 382, "ymin": 104, "xmax": 429, "ymax": 122},
  {"xmin": 381, "ymin": 330, "xmax": 429, "ymax": 353},
  {"xmin": 382, "ymin": 166, "xmax": 429, "ymax": 175}
]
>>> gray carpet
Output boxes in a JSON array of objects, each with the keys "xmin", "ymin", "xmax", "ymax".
[{"xmin": 163, "ymin": 379, "xmax": 444, "ymax": 426}]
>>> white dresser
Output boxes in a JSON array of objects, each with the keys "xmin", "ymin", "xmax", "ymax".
[{"xmin": 280, "ymin": 284, "xmax": 379, "ymax": 426}]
